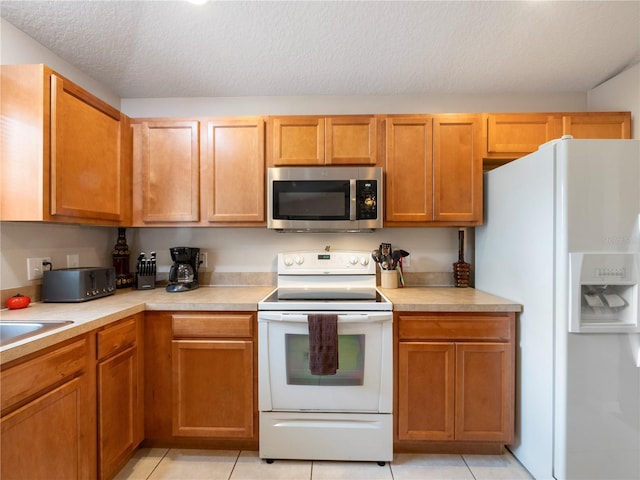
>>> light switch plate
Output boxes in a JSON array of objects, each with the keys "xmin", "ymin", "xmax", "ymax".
[{"xmin": 67, "ymin": 254, "xmax": 80, "ymax": 268}]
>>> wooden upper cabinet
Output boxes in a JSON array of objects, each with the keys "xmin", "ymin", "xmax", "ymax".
[
  {"xmin": 433, "ymin": 114, "xmax": 482, "ymax": 223},
  {"xmin": 131, "ymin": 117, "xmax": 265, "ymax": 226},
  {"xmin": 385, "ymin": 116, "xmax": 433, "ymax": 222},
  {"xmin": 484, "ymin": 112, "xmax": 632, "ymax": 169},
  {"xmin": 484, "ymin": 113, "xmax": 561, "ymax": 158},
  {"xmin": 562, "ymin": 112, "xmax": 631, "ymax": 139},
  {"xmin": 325, "ymin": 116, "xmax": 377, "ymax": 165},
  {"xmin": 270, "ymin": 116, "xmax": 324, "ymax": 165},
  {"xmin": 132, "ymin": 120, "xmax": 200, "ymax": 224},
  {"xmin": 268, "ymin": 115, "xmax": 377, "ymax": 166},
  {"xmin": 0, "ymin": 64, "xmax": 130, "ymax": 225},
  {"xmin": 385, "ymin": 114, "xmax": 482, "ymax": 226},
  {"xmin": 204, "ymin": 118, "xmax": 265, "ymax": 224}
]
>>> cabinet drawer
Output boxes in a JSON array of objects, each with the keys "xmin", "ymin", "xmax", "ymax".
[
  {"xmin": 398, "ymin": 313, "xmax": 513, "ymax": 341},
  {"xmin": 172, "ymin": 313, "xmax": 253, "ymax": 338},
  {"xmin": 1, "ymin": 338, "xmax": 87, "ymax": 412},
  {"xmin": 97, "ymin": 318, "xmax": 137, "ymax": 360}
]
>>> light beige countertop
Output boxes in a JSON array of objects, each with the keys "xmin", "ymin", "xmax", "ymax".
[
  {"xmin": 379, "ymin": 286, "xmax": 522, "ymax": 312},
  {"xmin": 1, "ymin": 285, "xmax": 520, "ymax": 365},
  {"xmin": 0, "ymin": 286, "xmax": 275, "ymax": 364}
]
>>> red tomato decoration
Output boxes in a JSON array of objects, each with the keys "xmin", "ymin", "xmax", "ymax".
[{"xmin": 6, "ymin": 294, "xmax": 31, "ymax": 309}]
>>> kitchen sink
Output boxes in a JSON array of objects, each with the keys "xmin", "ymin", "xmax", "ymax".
[{"xmin": 0, "ymin": 321, "xmax": 73, "ymax": 347}]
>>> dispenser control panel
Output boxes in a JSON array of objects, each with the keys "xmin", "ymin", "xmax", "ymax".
[
  {"xmin": 594, "ymin": 267, "xmax": 627, "ymax": 279},
  {"xmin": 569, "ymin": 252, "xmax": 639, "ymax": 333}
]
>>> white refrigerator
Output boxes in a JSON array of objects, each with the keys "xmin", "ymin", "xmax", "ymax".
[{"xmin": 476, "ymin": 138, "xmax": 640, "ymax": 480}]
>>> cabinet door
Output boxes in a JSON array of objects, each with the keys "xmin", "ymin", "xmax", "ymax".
[
  {"xmin": 172, "ymin": 339, "xmax": 254, "ymax": 438},
  {"xmin": 1, "ymin": 376, "xmax": 95, "ymax": 480},
  {"xmin": 433, "ymin": 115, "xmax": 482, "ymax": 223},
  {"xmin": 562, "ymin": 112, "xmax": 631, "ymax": 139},
  {"xmin": 134, "ymin": 120, "xmax": 200, "ymax": 223},
  {"xmin": 325, "ymin": 116, "xmax": 377, "ymax": 165},
  {"xmin": 50, "ymin": 74, "xmax": 125, "ymax": 222},
  {"xmin": 270, "ymin": 116, "xmax": 324, "ymax": 165},
  {"xmin": 397, "ymin": 341, "xmax": 455, "ymax": 441},
  {"xmin": 204, "ymin": 118, "xmax": 265, "ymax": 223},
  {"xmin": 385, "ymin": 116, "xmax": 433, "ymax": 222},
  {"xmin": 485, "ymin": 113, "xmax": 561, "ymax": 157},
  {"xmin": 98, "ymin": 346, "xmax": 138, "ymax": 480},
  {"xmin": 455, "ymin": 342, "xmax": 514, "ymax": 443}
]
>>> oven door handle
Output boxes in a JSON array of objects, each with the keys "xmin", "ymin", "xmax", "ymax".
[{"xmin": 258, "ymin": 312, "xmax": 391, "ymax": 323}]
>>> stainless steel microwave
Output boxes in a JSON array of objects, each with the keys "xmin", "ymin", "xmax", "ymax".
[{"xmin": 267, "ymin": 166, "xmax": 383, "ymax": 231}]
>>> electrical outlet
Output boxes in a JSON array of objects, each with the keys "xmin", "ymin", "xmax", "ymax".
[
  {"xmin": 67, "ymin": 254, "xmax": 80, "ymax": 268},
  {"xmin": 200, "ymin": 251, "xmax": 208, "ymax": 270},
  {"xmin": 27, "ymin": 256, "xmax": 52, "ymax": 280}
]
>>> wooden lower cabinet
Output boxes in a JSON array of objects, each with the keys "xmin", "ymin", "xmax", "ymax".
[
  {"xmin": 396, "ymin": 312, "xmax": 515, "ymax": 451},
  {"xmin": 0, "ymin": 336, "xmax": 96, "ymax": 480},
  {"xmin": 145, "ymin": 311, "xmax": 258, "ymax": 448},
  {"xmin": 96, "ymin": 314, "xmax": 144, "ymax": 480},
  {"xmin": 398, "ymin": 342, "xmax": 455, "ymax": 441},
  {"xmin": 172, "ymin": 339, "xmax": 253, "ymax": 437}
]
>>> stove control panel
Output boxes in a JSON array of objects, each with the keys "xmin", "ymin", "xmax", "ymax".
[{"xmin": 278, "ymin": 250, "xmax": 375, "ymax": 275}]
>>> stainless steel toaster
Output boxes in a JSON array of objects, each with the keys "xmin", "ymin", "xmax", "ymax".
[{"xmin": 42, "ymin": 267, "xmax": 116, "ymax": 302}]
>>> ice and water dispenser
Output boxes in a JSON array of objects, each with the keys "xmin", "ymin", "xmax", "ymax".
[{"xmin": 570, "ymin": 253, "xmax": 640, "ymax": 332}]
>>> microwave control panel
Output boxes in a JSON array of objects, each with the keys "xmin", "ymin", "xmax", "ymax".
[{"xmin": 356, "ymin": 180, "xmax": 378, "ymax": 219}]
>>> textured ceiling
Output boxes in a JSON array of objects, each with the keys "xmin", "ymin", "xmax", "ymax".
[{"xmin": 1, "ymin": 1, "xmax": 639, "ymax": 99}]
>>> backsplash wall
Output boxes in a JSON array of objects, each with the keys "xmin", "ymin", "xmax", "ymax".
[{"xmin": 0, "ymin": 223, "xmax": 464, "ymax": 292}]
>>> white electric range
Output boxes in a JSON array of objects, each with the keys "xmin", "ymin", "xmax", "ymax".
[{"xmin": 257, "ymin": 250, "xmax": 393, "ymax": 465}]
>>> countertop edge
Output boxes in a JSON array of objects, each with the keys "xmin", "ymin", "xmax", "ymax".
[{"xmin": 1, "ymin": 286, "xmax": 521, "ymax": 365}]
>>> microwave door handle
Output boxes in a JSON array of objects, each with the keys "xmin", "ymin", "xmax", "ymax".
[{"xmin": 349, "ymin": 179, "xmax": 357, "ymax": 220}]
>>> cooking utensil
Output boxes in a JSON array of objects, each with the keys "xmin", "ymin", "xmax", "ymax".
[{"xmin": 380, "ymin": 243, "xmax": 393, "ymax": 270}]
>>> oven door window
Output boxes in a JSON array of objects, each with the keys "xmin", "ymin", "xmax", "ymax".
[
  {"xmin": 273, "ymin": 180, "xmax": 350, "ymax": 220},
  {"xmin": 262, "ymin": 318, "xmax": 389, "ymax": 412},
  {"xmin": 285, "ymin": 334, "xmax": 364, "ymax": 386}
]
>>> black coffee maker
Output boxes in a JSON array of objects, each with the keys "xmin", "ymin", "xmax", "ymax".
[{"xmin": 166, "ymin": 247, "xmax": 200, "ymax": 292}]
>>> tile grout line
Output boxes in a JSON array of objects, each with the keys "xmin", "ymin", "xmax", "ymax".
[
  {"xmin": 461, "ymin": 454, "xmax": 479, "ymax": 480},
  {"xmin": 145, "ymin": 447, "xmax": 171, "ymax": 480},
  {"xmin": 227, "ymin": 450, "xmax": 242, "ymax": 480}
]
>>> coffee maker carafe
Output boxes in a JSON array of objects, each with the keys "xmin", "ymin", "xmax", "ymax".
[{"xmin": 166, "ymin": 247, "xmax": 200, "ymax": 292}]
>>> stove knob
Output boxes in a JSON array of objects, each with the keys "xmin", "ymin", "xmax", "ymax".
[
  {"xmin": 284, "ymin": 256, "xmax": 294, "ymax": 266},
  {"xmin": 349, "ymin": 255, "xmax": 358, "ymax": 265},
  {"xmin": 360, "ymin": 256, "xmax": 369, "ymax": 266},
  {"xmin": 295, "ymin": 256, "xmax": 304, "ymax": 265}
]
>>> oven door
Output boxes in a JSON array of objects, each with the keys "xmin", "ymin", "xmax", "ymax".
[{"xmin": 258, "ymin": 311, "xmax": 392, "ymax": 413}]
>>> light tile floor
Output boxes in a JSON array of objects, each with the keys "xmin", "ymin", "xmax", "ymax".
[{"xmin": 115, "ymin": 448, "xmax": 534, "ymax": 480}]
